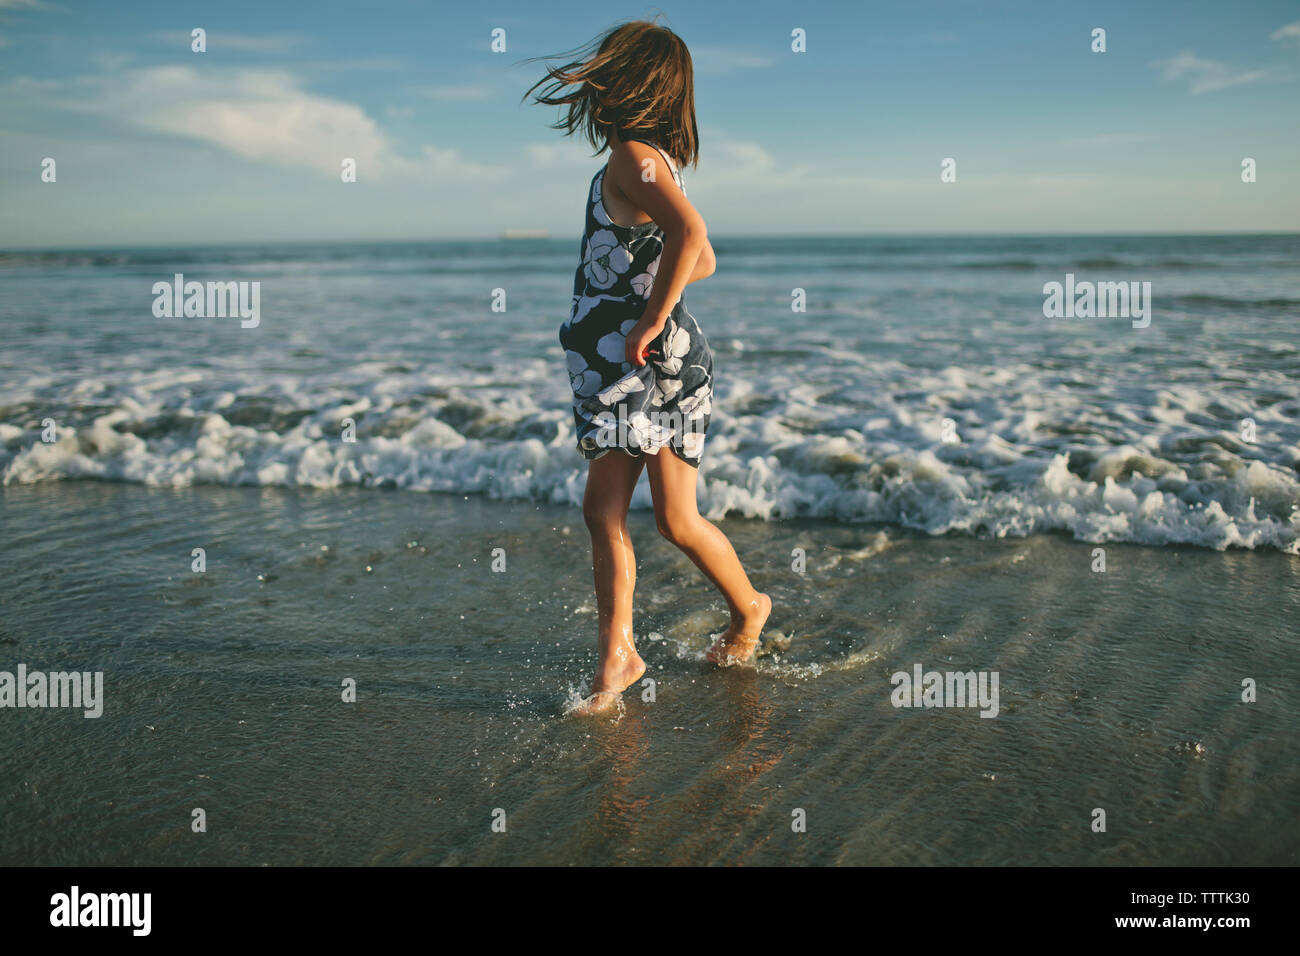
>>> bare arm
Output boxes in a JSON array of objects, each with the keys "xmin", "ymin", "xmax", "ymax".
[
  {"xmin": 688, "ymin": 238, "xmax": 716, "ymax": 284},
  {"xmin": 608, "ymin": 142, "xmax": 711, "ymax": 365}
]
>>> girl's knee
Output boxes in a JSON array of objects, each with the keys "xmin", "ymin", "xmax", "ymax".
[
  {"xmin": 584, "ymin": 498, "xmax": 624, "ymax": 534},
  {"xmin": 655, "ymin": 508, "xmax": 699, "ymax": 547}
]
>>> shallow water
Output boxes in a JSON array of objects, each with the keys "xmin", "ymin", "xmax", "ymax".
[{"xmin": 2, "ymin": 482, "xmax": 1296, "ymax": 865}]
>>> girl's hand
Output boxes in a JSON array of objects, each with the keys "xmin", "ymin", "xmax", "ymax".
[{"xmin": 625, "ymin": 318, "xmax": 664, "ymax": 367}]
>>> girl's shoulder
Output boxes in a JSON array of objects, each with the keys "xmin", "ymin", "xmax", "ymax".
[{"xmin": 609, "ymin": 138, "xmax": 681, "ymax": 184}]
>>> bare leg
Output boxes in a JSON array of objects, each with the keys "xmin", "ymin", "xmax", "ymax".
[
  {"xmin": 574, "ymin": 450, "xmax": 647, "ymax": 715},
  {"xmin": 645, "ymin": 446, "xmax": 771, "ymax": 664}
]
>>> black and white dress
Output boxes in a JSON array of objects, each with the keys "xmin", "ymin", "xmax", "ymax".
[{"xmin": 558, "ymin": 137, "xmax": 714, "ymax": 468}]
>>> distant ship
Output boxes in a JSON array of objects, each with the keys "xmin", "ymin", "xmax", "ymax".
[{"xmin": 502, "ymin": 229, "xmax": 550, "ymax": 240}]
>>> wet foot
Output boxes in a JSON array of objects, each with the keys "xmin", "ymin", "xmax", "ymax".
[
  {"xmin": 706, "ymin": 592, "xmax": 772, "ymax": 666},
  {"xmin": 571, "ymin": 648, "xmax": 646, "ymax": 717}
]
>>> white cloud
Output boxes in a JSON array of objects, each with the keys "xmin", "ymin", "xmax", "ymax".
[
  {"xmin": 16, "ymin": 65, "xmax": 503, "ymax": 182},
  {"xmin": 405, "ymin": 144, "xmax": 506, "ymax": 181},
  {"xmin": 1270, "ymin": 21, "xmax": 1300, "ymax": 47},
  {"xmin": 1152, "ymin": 51, "xmax": 1270, "ymax": 94},
  {"xmin": 150, "ymin": 30, "xmax": 307, "ymax": 54},
  {"xmin": 701, "ymin": 134, "xmax": 778, "ymax": 177},
  {"xmin": 96, "ymin": 66, "xmax": 391, "ymax": 176},
  {"xmin": 690, "ymin": 46, "xmax": 771, "ymax": 74},
  {"xmin": 524, "ymin": 141, "xmax": 599, "ymax": 168}
]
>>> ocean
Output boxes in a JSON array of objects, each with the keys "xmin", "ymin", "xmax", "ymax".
[
  {"xmin": 3, "ymin": 234, "xmax": 1297, "ymax": 550},
  {"xmin": 1, "ymin": 234, "xmax": 1297, "ymax": 864}
]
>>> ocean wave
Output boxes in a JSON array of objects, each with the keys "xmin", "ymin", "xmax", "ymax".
[
  {"xmin": 3, "ymin": 388, "xmax": 1296, "ymax": 553},
  {"xmin": 1167, "ymin": 294, "xmax": 1300, "ymax": 310}
]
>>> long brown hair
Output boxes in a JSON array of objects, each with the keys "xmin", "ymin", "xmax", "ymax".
[{"xmin": 522, "ymin": 19, "xmax": 699, "ymax": 168}]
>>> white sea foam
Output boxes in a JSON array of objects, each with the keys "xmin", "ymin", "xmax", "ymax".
[{"xmin": 2, "ymin": 352, "xmax": 1297, "ymax": 552}]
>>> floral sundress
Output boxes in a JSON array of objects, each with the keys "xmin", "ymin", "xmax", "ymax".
[{"xmin": 558, "ymin": 137, "xmax": 714, "ymax": 468}]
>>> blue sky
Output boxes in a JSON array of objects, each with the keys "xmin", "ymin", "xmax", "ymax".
[{"xmin": 1, "ymin": 0, "xmax": 1297, "ymax": 246}]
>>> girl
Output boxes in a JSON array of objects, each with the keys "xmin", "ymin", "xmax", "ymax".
[{"xmin": 526, "ymin": 20, "xmax": 771, "ymax": 715}]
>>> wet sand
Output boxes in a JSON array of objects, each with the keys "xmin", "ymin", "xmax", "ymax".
[{"xmin": 1, "ymin": 481, "xmax": 1297, "ymax": 865}]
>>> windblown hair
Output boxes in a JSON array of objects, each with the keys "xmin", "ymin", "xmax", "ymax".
[{"xmin": 523, "ymin": 19, "xmax": 699, "ymax": 168}]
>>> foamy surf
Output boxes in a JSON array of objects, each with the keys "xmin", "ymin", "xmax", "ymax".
[{"xmin": 4, "ymin": 401, "xmax": 1294, "ymax": 552}]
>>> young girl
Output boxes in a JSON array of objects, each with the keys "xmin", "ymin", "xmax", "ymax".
[{"xmin": 527, "ymin": 20, "xmax": 771, "ymax": 715}]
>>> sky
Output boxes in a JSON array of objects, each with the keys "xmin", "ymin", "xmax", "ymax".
[{"xmin": 0, "ymin": 0, "xmax": 1297, "ymax": 247}]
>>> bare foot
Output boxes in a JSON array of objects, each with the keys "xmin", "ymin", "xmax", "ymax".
[
  {"xmin": 706, "ymin": 592, "xmax": 772, "ymax": 666},
  {"xmin": 571, "ymin": 648, "xmax": 646, "ymax": 717}
]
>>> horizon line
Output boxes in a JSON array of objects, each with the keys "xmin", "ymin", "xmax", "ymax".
[{"xmin": 4, "ymin": 229, "xmax": 1298, "ymax": 253}]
